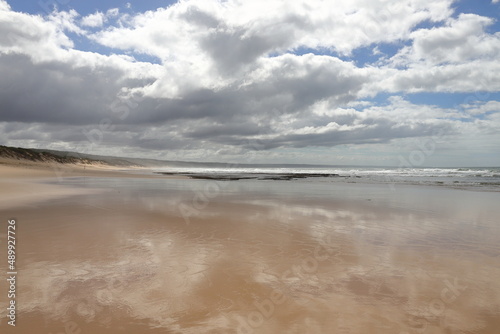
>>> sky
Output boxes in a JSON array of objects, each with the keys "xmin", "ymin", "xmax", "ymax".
[{"xmin": 0, "ymin": 0, "xmax": 499, "ymax": 166}]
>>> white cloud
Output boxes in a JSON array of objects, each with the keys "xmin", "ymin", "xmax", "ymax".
[
  {"xmin": 391, "ymin": 14, "xmax": 500, "ymax": 66},
  {"xmin": 0, "ymin": 7, "xmax": 163, "ymax": 130},
  {"xmin": 0, "ymin": 0, "xmax": 10, "ymax": 11},
  {"xmin": 0, "ymin": 9, "xmax": 74, "ymax": 61},
  {"xmin": 0, "ymin": 7, "xmax": 160, "ymax": 70},
  {"xmin": 460, "ymin": 100, "xmax": 500, "ymax": 116},
  {"xmin": 107, "ymin": 8, "xmax": 119, "ymax": 17},
  {"xmin": 88, "ymin": 0, "xmax": 463, "ymax": 100},
  {"xmin": 48, "ymin": 9, "xmax": 85, "ymax": 35},
  {"xmin": 81, "ymin": 11, "xmax": 106, "ymax": 27},
  {"xmin": 373, "ymin": 60, "xmax": 500, "ymax": 94},
  {"xmin": 91, "ymin": 0, "xmax": 453, "ymax": 62},
  {"xmin": 366, "ymin": 13, "xmax": 500, "ymax": 95},
  {"xmin": 74, "ymin": 8, "xmax": 119, "ymax": 30}
]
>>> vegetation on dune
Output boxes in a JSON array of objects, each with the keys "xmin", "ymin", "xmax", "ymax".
[{"xmin": 0, "ymin": 145, "xmax": 106, "ymax": 165}]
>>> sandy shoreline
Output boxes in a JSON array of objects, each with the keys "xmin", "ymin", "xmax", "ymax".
[
  {"xmin": 0, "ymin": 159, "xmax": 185, "ymax": 210},
  {"xmin": 1, "ymin": 160, "xmax": 500, "ymax": 333}
]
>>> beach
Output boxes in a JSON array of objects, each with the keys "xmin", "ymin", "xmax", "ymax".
[
  {"xmin": 1, "ymin": 161, "xmax": 500, "ymax": 334},
  {"xmin": 2, "ymin": 0, "xmax": 499, "ymax": 332}
]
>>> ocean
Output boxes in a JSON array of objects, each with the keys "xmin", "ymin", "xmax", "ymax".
[{"xmin": 150, "ymin": 166, "xmax": 500, "ymax": 191}]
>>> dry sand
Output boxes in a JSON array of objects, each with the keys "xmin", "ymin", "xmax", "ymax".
[{"xmin": 0, "ymin": 160, "xmax": 499, "ymax": 333}]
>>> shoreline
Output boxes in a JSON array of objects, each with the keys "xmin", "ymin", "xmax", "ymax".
[{"xmin": 1, "ymin": 158, "xmax": 498, "ymax": 211}]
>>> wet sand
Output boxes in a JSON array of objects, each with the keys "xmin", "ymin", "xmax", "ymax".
[{"xmin": 1, "ymin": 163, "xmax": 500, "ymax": 333}]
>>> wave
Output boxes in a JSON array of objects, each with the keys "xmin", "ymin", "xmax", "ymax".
[{"xmin": 154, "ymin": 166, "xmax": 499, "ymax": 179}]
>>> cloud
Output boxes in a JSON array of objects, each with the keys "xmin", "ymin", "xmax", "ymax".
[
  {"xmin": 88, "ymin": 0, "xmax": 497, "ymax": 105},
  {"xmin": 81, "ymin": 12, "xmax": 106, "ymax": 28},
  {"xmin": 460, "ymin": 100, "xmax": 500, "ymax": 116},
  {"xmin": 90, "ymin": 0, "xmax": 454, "ymax": 67},
  {"xmin": 0, "ymin": 0, "xmax": 10, "ymax": 11},
  {"xmin": 3, "ymin": 95, "xmax": 497, "ymax": 163},
  {"xmin": 0, "ymin": 9, "xmax": 74, "ymax": 61},
  {"xmin": 0, "ymin": 8, "xmax": 162, "ymax": 128},
  {"xmin": 391, "ymin": 14, "xmax": 500, "ymax": 66},
  {"xmin": 370, "ymin": 13, "xmax": 500, "ymax": 94},
  {"xmin": 0, "ymin": 0, "xmax": 499, "ymax": 164},
  {"xmin": 47, "ymin": 9, "xmax": 85, "ymax": 35},
  {"xmin": 374, "ymin": 60, "xmax": 500, "ymax": 94},
  {"xmin": 0, "ymin": 53, "xmax": 160, "ymax": 125},
  {"xmin": 107, "ymin": 8, "xmax": 119, "ymax": 17},
  {"xmin": 81, "ymin": 9, "xmax": 120, "ymax": 27}
]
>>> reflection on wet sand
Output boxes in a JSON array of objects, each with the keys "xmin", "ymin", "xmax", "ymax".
[{"xmin": 1, "ymin": 178, "xmax": 499, "ymax": 333}]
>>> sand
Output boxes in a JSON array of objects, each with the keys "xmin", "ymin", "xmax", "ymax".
[
  {"xmin": 0, "ymin": 160, "xmax": 184, "ymax": 209},
  {"xmin": 0, "ymin": 160, "xmax": 499, "ymax": 333}
]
